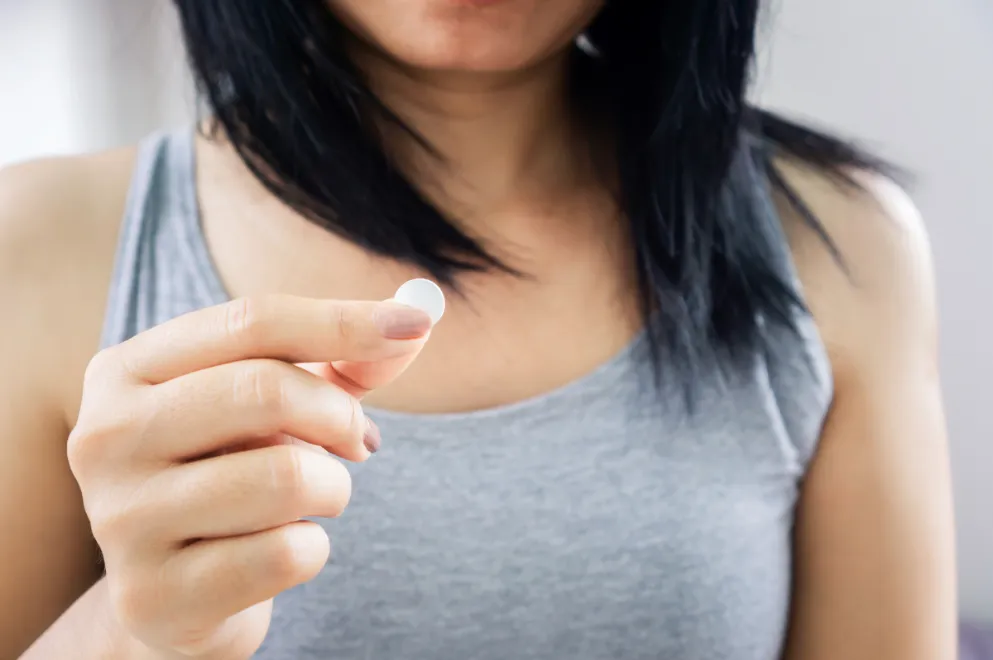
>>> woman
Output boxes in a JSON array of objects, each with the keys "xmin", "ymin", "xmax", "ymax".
[{"xmin": 0, "ymin": 1, "xmax": 956, "ymax": 658}]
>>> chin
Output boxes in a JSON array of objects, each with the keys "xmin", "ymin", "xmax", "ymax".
[
  {"xmin": 386, "ymin": 35, "xmax": 555, "ymax": 74},
  {"xmin": 330, "ymin": 0, "xmax": 602, "ymax": 74}
]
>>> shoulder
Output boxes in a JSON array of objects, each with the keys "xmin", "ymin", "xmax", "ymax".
[
  {"xmin": 0, "ymin": 149, "xmax": 138, "ymax": 654},
  {"xmin": 0, "ymin": 149, "xmax": 135, "ymax": 271},
  {"xmin": 770, "ymin": 163, "xmax": 957, "ymax": 659},
  {"xmin": 772, "ymin": 158, "xmax": 938, "ymax": 386},
  {"xmin": 0, "ymin": 146, "xmax": 137, "ymax": 423}
]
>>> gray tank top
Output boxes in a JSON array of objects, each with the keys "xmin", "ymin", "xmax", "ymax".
[{"xmin": 101, "ymin": 130, "xmax": 832, "ymax": 660}]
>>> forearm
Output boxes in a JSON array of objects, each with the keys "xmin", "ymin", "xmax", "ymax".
[{"xmin": 19, "ymin": 578, "xmax": 160, "ymax": 660}]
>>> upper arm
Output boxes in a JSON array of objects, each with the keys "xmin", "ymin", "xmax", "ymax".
[
  {"xmin": 0, "ymin": 153, "xmax": 130, "ymax": 657},
  {"xmin": 777, "ymin": 164, "xmax": 958, "ymax": 660}
]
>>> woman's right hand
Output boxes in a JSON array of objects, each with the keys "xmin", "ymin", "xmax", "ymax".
[{"xmin": 67, "ymin": 295, "xmax": 434, "ymax": 659}]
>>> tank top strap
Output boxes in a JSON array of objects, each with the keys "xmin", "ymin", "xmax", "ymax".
[
  {"xmin": 99, "ymin": 128, "xmax": 228, "ymax": 350},
  {"xmin": 740, "ymin": 145, "xmax": 834, "ymax": 471}
]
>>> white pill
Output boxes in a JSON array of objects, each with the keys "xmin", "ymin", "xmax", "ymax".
[{"xmin": 394, "ymin": 278, "xmax": 446, "ymax": 325}]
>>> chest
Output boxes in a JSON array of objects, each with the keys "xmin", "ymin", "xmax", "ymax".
[
  {"xmin": 199, "ymin": 172, "xmax": 644, "ymax": 415},
  {"xmin": 258, "ymin": 369, "xmax": 803, "ymax": 660}
]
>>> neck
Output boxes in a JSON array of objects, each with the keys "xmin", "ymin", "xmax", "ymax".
[
  {"xmin": 354, "ymin": 45, "xmax": 597, "ymax": 219},
  {"xmin": 199, "ymin": 45, "xmax": 622, "ymax": 301}
]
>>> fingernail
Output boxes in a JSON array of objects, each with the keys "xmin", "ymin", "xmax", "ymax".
[
  {"xmin": 373, "ymin": 305, "xmax": 433, "ymax": 339},
  {"xmin": 363, "ymin": 417, "xmax": 382, "ymax": 454}
]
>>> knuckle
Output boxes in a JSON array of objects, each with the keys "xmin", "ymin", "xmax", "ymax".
[
  {"xmin": 266, "ymin": 445, "xmax": 308, "ymax": 502},
  {"xmin": 88, "ymin": 480, "xmax": 154, "ymax": 549},
  {"xmin": 71, "ymin": 359, "xmax": 144, "ymax": 474},
  {"xmin": 65, "ymin": 424, "xmax": 96, "ymax": 474},
  {"xmin": 264, "ymin": 528, "xmax": 313, "ymax": 584},
  {"xmin": 232, "ymin": 361, "xmax": 286, "ymax": 417},
  {"xmin": 66, "ymin": 416, "xmax": 126, "ymax": 474},
  {"xmin": 331, "ymin": 304, "xmax": 357, "ymax": 343},
  {"xmin": 267, "ymin": 538, "xmax": 302, "ymax": 583},
  {"xmin": 82, "ymin": 347, "xmax": 119, "ymax": 387},
  {"xmin": 89, "ymin": 502, "xmax": 132, "ymax": 547},
  {"xmin": 224, "ymin": 296, "xmax": 271, "ymax": 346},
  {"xmin": 325, "ymin": 391, "xmax": 363, "ymax": 445},
  {"xmin": 264, "ymin": 448, "xmax": 352, "ymax": 521}
]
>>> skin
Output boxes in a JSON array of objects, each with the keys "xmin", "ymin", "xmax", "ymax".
[{"xmin": 0, "ymin": 0, "xmax": 956, "ymax": 657}]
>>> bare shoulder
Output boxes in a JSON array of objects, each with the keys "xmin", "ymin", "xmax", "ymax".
[
  {"xmin": 0, "ymin": 147, "xmax": 136, "ymax": 422},
  {"xmin": 773, "ymin": 158, "xmax": 938, "ymax": 384},
  {"xmin": 774, "ymin": 160, "xmax": 956, "ymax": 659},
  {"xmin": 0, "ymin": 147, "xmax": 137, "ymax": 656}
]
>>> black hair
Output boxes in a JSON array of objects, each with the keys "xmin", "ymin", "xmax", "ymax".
[{"xmin": 172, "ymin": 0, "xmax": 893, "ymax": 394}]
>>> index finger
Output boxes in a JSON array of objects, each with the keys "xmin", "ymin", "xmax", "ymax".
[{"xmin": 115, "ymin": 295, "xmax": 433, "ymax": 384}]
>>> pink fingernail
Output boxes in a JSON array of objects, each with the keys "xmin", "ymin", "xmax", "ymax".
[
  {"xmin": 373, "ymin": 305, "xmax": 433, "ymax": 340},
  {"xmin": 363, "ymin": 418, "xmax": 382, "ymax": 454}
]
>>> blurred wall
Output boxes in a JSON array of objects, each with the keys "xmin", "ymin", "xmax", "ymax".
[
  {"xmin": 0, "ymin": 0, "xmax": 191, "ymax": 165},
  {"xmin": 1, "ymin": 0, "xmax": 991, "ymax": 620}
]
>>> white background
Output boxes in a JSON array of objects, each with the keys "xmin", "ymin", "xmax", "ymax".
[{"xmin": 1, "ymin": 0, "xmax": 990, "ymax": 620}]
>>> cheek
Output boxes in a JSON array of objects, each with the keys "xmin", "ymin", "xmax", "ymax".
[{"xmin": 327, "ymin": 0, "xmax": 605, "ymax": 71}]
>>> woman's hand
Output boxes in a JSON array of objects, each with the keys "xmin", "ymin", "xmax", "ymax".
[{"xmin": 67, "ymin": 295, "xmax": 433, "ymax": 659}]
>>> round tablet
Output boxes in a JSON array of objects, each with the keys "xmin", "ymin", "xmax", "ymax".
[{"xmin": 394, "ymin": 278, "xmax": 446, "ymax": 325}]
